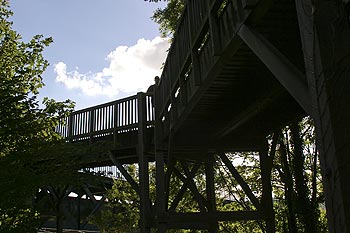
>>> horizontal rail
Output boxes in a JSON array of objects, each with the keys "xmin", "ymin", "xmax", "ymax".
[
  {"xmin": 155, "ymin": 0, "xmax": 259, "ymax": 139},
  {"xmin": 56, "ymin": 92, "xmax": 155, "ymax": 143},
  {"xmin": 81, "ymin": 166, "xmax": 122, "ymax": 179}
]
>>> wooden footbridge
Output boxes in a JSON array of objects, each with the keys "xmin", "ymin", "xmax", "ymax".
[{"xmin": 54, "ymin": 0, "xmax": 350, "ymax": 232}]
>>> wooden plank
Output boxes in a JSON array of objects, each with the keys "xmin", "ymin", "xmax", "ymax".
[
  {"xmin": 109, "ymin": 152, "xmax": 140, "ymax": 195},
  {"xmin": 237, "ymin": 24, "xmax": 312, "ymax": 115},
  {"xmin": 169, "ymin": 162, "xmax": 201, "ymax": 212},
  {"xmin": 173, "ymin": 164, "xmax": 208, "ymax": 212},
  {"xmin": 219, "ymin": 153, "xmax": 261, "ymax": 209}
]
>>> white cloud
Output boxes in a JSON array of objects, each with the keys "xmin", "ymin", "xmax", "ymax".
[{"xmin": 54, "ymin": 36, "xmax": 170, "ymax": 97}]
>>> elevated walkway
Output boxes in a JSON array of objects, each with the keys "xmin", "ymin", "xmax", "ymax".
[
  {"xmin": 52, "ymin": 0, "xmax": 350, "ymax": 231},
  {"xmin": 155, "ymin": 0, "xmax": 308, "ymax": 157},
  {"xmin": 56, "ymin": 93, "xmax": 155, "ymax": 167}
]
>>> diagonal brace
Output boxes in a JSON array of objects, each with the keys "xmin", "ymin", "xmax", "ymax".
[
  {"xmin": 169, "ymin": 162, "xmax": 201, "ymax": 212},
  {"xmin": 219, "ymin": 153, "xmax": 261, "ymax": 209},
  {"xmin": 109, "ymin": 152, "xmax": 140, "ymax": 195},
  {"xmin": 173, "ymin": 163, "xmax": 208, "ymax": 212},
  {"xmin": 238, "ymin": 24, "xmax": 312, "ymax": 116}
]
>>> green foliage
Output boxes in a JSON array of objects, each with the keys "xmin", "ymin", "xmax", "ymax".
[
  {"xmin": 0, "ymin": 207, "xmax": 40, "ymax": 233},
  {"xmin": 89, "ymin": 165, "xmax": 140, "ymax": 233},
  {"xmin": 0, "ymin": 0, "xmax": 78, "ymax": 231},
  {"xmin": 151, "ymin": 0, "xmax": 184, "ymax": 37}
]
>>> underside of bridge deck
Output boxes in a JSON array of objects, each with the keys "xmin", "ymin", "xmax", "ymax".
[
  {"xmin": 52, "ymin": 0, "xmax": 350, "ymax": 231},
  {"xmin": 153, "ymin": 0, "xmax": 350, "ymax": 232}
]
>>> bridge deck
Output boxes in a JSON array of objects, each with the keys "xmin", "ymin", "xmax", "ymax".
[
  {"xmin": 56, "ymin": 93, "xmax": 155, "ymax": 166},
  {"xmin": 155, "ymin": 0, "xmax": 307, "ymax": 157}
]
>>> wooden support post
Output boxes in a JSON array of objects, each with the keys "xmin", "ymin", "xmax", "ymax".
[
  {"xmin": 207, "ymin": 0, "xmax": 222, "ymax": 56},
  {"xmin": 295, "ymin": 0, "xmax": 350, "ymax": 232},
  {"xmin": 219, "ymin": 153, "xmax": 261, "ymax": 209},
  {"xmin": 205, "ymin": 155, "xmax": 218, "ymax": 233},
  {"xmin": 156, "ymin": 150, "xmax": 167, "ymax": 233},
  {"xmin": 89, "ymin": 109, "xmax": 94, "ymax": 144},
  {"xmin": 259, "ymin": 139, "xmax": 275, "ymax": 233},
  {"xmin": 137, "ymin": 92, "xmax": 151, "ymax": 233}
]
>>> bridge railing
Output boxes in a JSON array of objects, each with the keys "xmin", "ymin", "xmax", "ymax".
[
  {"xmin": 155, "ymin": 0, "xmax": 258, "ymax": 139},
  {"xmin": 56, "ymin": 93, "xmax": 154, "ymax": 142},
  {"xmin": 81, "ymin": 166, "xmax": 122, "ymax": 179}
]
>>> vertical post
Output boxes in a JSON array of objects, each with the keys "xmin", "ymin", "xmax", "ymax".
[
  {"xmin": 207, "ymin": 0, "xmax": 221, "ymax": 56},
  {"xmin": 113, "ymin": 102, "xmax": 118, "ymax": 146},
  {"xmin": 137, "ymin": 92, "xmax": 151, "ymax": 233},
  {"xmin": 259, "ymin": 139, "xmax": 275, "ymax": 233},
  {"xmin": 206, "ymin": 154, "xmax": 218, "ymax": 233},
  {"xmin": 187, "ymin": 1, "xmax": 202, "ymax": 86},
  {"xmin": 77, "ymin": 191, "xmax": 81, "ymax": 230},
  {"xmin": 295, "ymin": 0, "xmax": 350, "ymax": 232},
  {"xmin": 68, "ymin": 114, "xmax": 73, "ymax": 142},
  {"xmin": 156, "ymin": 150, "xmax": 167, "ymax": 233},
  {"xmin": 89, "ymin": 109, "xmax": 94, "ymax": 144}
]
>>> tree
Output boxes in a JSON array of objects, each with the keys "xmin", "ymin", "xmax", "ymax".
[
  {"xmin": 151, "ymin": 0, "xmax": 184, "ymax": 37},
  {"xmin": 0, "ymin": 1, "xmax": 77, "ymax": 232},
  {"xmin": 88, "ymin": 165, "xmax": 140, "ymax": 233}
]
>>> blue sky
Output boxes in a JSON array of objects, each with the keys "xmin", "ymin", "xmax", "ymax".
[{"xmin": 10, "ymin": 0, "xmax": 169, "ymax": 110}]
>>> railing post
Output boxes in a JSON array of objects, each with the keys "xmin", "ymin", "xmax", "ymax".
[
  {"xmin": 113, "ymin": 102, "xmax": 118, "ymax": 147},
  {"xmin": 207, "ymin": 0, "xmax": 222, "ymax": 56},
  {"xmin": 68, "ymin": 114, "xmax": 73, "ymax": 142},
  {"xmin": 137, "ymin": 92, "xmax": 151, "ymax": 232},
  {"xmin": 89, "ymin": 109, "xmax": 94, "ymax": 144},
  {"xmin": 187, "ymin": 1, "xmax": 202, "ymax": 86}
]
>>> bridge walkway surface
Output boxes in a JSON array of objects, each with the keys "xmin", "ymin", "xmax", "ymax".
[{"xmin": 51, "ymin": 0, "xmax": 350, "ymax": 232}]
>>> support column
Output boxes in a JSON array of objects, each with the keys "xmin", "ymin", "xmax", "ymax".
[
  {"xmin": 295, "ymin": 0, "xmax": 350, "ymax": 232},
  {"xmin": 156, "ymin": 150, "xmax": 167, "ymax": 233},
  {"xmin": 259, "ymin": 139, "xmax": 275, "ymax": 233},
  {"xmin": 138, "ymin": 92, "xmax": 151, "ymax": 233},
  {"xmin": 205, "ymin": 154, "xmax": 218, "ymax": 233}
]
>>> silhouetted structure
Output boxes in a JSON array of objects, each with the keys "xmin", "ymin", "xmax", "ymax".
[{"xmin": 52, "ymin": 0, "xmax": 350, "ymax": 232}]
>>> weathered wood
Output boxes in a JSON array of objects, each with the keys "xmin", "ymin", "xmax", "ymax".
[
  {"xmin": 205, "ymin": 155, "xmax": 218, "ymax": 233},
  {"xmin": 295, "ymin": 0, "xmax": 350, "ymax": 231},
  {"xmin": 137, "ymin": 92, "xmax": 151, "ymax": 232},
  {"xmin": 168, "ymin": 162, "xmax": 201, "ymax": 212},
  {"xmin": 237, "ymin": 24, "xmax": 312, "ymax": 115},
  {"xmin": 219, "ymin": 153, "xmax": 261, "ymax": 209},
  {"xmin": 173, "ymin": 165, "xmax": 208, "ymax": 212},
  {"xmin": 259, "ymin": 139, "xmax": 275, "ymax": 233},
  {"xmin": 109, "ymin": 152, "xmax": 140, "ymax": 195}
]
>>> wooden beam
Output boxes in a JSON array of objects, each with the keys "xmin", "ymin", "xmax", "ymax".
[
  {"xmin": 237, "ymin": 24, "xmax": 312, "ymax": 116},
  {"xmin": 109, "ymin": 152, "xmax": 140, "ymax": 195},
  {"xmin": 205, "ymin": 155, "xmax": 219, "ymax": 233},
  {"xmin": 137, "ymin": 92, "xmax": 151, "ymax": 232},
  {"xmin": 169, "ymin": 162, "xmax": 201, "ymax": 212},
  {"xmin": 173, "ymin": 165, "xmax": 208, "ymax": 212},
  {"xmin": 162, "ymin": 210, "xmax": 263, "ymax": 223},
  {"xmin": 82, "ymin": 195, "xmax": 107, "ymax": 228},
  {"xmin": 219, "ymin": 153, "xmax": 261, "ymax": 210},
  {"xmin": 83, "ymin": 185, "xmax": 97, "ymax": 204},
  {"xmin": 259, "ymin": 139, "xmax": 275, "ymax": 233},
  {"xmin": 214, "ymin": 88, "xmax": 282, "ymax": 138},
  {"xmin": 155, "ymin": 150, "xmax": 167, "ymax": 226}
]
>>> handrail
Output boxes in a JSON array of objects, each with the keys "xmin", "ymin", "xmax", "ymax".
[
  {"xmin": 56, "ymin": 92, "xmax": 155, "ymax": 142},
  {"xmin": 155, "ymin": 0, "xmax": 258, "ymax": 138}
]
